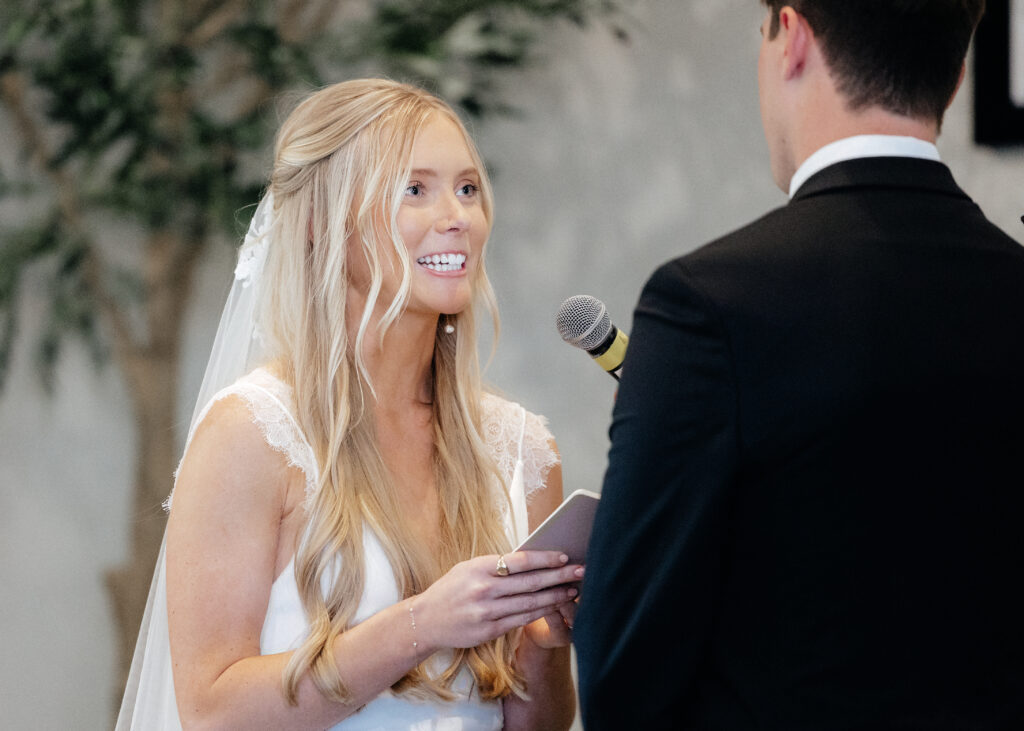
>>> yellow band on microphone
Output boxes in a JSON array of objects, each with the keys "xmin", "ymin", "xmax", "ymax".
[{"xmin": 593, "ymin": 328, "xmax": 629, "ymax": 372}]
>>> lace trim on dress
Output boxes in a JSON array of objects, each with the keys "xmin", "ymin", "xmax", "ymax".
[
  {"xmin": 232, "ymin": 372, "xmax": 319, "ymax": 496},
  {"xmin": 167, "ymin": 374, "xmax": 555, "ymax": 512},
  {"xmin": 165, "ymin": 368, "xmax": 319, "ymax": 510},
  {"xmin": 480, "ymin": 392, "xmax": 559, "ymax": 502}
]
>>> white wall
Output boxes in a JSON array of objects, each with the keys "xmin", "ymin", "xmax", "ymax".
[{"xmin": 1, "ymin": 1, "xmax": 1021, "ymax": 727}]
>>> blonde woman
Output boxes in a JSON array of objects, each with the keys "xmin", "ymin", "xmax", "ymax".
[{"xmin": 117, "ymin": 79, "xmax": 581, "ymax": 730}]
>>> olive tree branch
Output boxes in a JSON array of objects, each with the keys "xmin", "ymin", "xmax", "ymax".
[{"xmin": 0, "ymin": 71, "xmax": 142, "ymax": 361}]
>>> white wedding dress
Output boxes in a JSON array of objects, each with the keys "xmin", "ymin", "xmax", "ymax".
[{"xmin": 117, "ymin": 367, "xmax": 560, "ymax": 730}]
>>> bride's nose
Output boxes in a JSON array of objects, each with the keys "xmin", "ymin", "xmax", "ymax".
[{"xmin": 434, "ymin": 193, "xmax": 470, "ymax": 233}]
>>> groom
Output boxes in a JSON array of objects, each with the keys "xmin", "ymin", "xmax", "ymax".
[{"xmin": 575, "ymin": 1, "xmax": 1024, "ymax": 728}]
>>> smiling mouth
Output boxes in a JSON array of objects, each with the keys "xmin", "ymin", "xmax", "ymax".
[{"xmin": 416, "ymin": 253, "xmax": 466, "ymax": 272}]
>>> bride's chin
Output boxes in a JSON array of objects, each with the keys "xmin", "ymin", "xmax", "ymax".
[
  {"xmin": 402, "ymin": 298, "xmax": 470, "ymax": 323},
  {"xmin": 413, "ymin": 290, "xmax": 472, "ymax": 318}
]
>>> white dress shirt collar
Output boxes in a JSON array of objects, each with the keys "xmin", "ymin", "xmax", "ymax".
[{"xmin": 788, "ymin": 135, "xmax": 941, "ymax": 198}]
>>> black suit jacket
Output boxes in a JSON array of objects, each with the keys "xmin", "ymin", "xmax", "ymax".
[{"xmin": 575, "ymin": 157, "xmax": 1024, "ymax": 730}]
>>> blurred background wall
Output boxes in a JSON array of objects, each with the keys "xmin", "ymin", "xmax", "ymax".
[{"xmin": 1, "ymin": 1, "xmax": 1021, "ymax": 727}]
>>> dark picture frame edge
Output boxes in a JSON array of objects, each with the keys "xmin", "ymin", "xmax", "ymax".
[{"xmin": 973, "ymin": 0, "xmax": 1024, "ymax": 145}]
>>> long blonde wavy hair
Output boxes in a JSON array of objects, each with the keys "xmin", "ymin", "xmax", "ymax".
[{"xmin": 256, "ymin": 79, "xmax": 523, "ymax": 705}]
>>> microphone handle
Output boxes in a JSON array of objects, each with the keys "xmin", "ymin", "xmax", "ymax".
[{"xmin": 586, "ymin": 325, "xmax": 628, "ymax": 380}]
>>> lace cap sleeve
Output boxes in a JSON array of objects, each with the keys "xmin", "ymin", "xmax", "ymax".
[
  {"xmin": 166, "ymin": 368, "xmax": 320, "ymax": 510},
  {"xmin": 481, "ymin": 393, "xmax": 560, "ymax": 502}
]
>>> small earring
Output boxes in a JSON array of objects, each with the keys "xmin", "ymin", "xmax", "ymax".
[{"xmin": 444, "ymin": 322, "xmax": 455, "ymax": 334}]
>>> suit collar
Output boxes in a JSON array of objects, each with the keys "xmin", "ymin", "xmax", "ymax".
[
  {"xmin": 791, "ymin": 157, "xmax": 968, "ymax": 203},
  {"xmin": 788, "ymin": 135, "xmax": 940, "ymax": 197}
]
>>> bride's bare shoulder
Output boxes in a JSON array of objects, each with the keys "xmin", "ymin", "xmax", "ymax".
[{"xmin": 173, "ymin": 394, "xmax": 292, "ymax": 511}]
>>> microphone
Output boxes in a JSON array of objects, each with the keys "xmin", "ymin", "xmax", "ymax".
[{"xmin": 556, "ymin": 295, "xmax": 629, "ymax": 380}]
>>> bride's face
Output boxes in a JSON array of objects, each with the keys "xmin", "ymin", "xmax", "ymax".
[
  {"xmin": 401, "ymin": 115, "xmax": 488, "ymax": 316},
  {"xmin": 348, "ymin": 114, "xmax": 489, "ymax": 321}
]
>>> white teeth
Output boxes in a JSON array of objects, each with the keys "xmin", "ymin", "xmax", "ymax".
[{"xmin": 417, "ymin": 253, "xmax": 466, "ymax": 271}]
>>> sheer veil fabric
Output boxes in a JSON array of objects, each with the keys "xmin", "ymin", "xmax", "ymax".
[{"xmin": 116, "ymin": 194, "xmax": 275, "ymax": 730}]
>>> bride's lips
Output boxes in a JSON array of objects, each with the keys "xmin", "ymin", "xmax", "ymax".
[{"xmin": 416, "ymin": 252, "xmax": 467, "ymax": 274}]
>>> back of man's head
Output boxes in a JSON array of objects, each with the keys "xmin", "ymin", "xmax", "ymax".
[{"xmin": 760, "ymin": 1, "xmax": 986, "ymax": 124}]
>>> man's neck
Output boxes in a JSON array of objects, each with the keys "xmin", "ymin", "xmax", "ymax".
[
  {"xmin": 787, "ymin": 105, "xmax": 939, "ymax": 187},
  {"xmin": 787, "ymin": 134, "xmax": 942, "ymax": 197}
]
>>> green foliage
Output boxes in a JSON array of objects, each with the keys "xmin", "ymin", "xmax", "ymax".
[
  {"xmin": 0, "ymin": 0, "xmax": 626, "ymax": 391},
  {"xmin": 0, "ymin": 211, "xmax": 103, "ymax": 391},
  {"xmin": 355, "ymin": 0, "xmax": 626, "ymax": 116}
]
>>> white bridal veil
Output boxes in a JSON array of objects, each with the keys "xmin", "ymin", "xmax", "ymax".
[{"xmin": 115, "ymin": 194, "xmax": 276, "ymax": 729}]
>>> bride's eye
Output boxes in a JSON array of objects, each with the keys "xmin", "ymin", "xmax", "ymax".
[
  {"xmin": 405, "ymin": 183, "xmax": 423, "ymax": 196},
  {"xmin": 457, "ymin": 183, "xmax": 479, "ymax": 197}
]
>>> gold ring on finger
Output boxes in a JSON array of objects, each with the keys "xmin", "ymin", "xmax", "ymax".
[{"xmin": 496, "ymin": 554, "xmax": 510, "ymax": 576}]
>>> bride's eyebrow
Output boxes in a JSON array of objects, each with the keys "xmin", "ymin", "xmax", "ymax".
[{"xmin": 408, "ymin": 167, "xmax": 480, "ymax": 178}]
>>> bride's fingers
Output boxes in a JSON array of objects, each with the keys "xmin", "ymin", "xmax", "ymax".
[
  {"xmin": 490, "ymin": 550, "xmax": 569, "ymax": 577},
  {"xmin": 487, "ymin": 563, "xmax": 584, "ymax": 598},
  {"xmin": 557, "ymin": 599, "xmax": 577, "ymax": 628},
  {"xmin": 484, "ymin": 585, "xmax": 579, "ymax": 621},
  {"xmin": 490, "ymin": 604, "xmax": 577, "ymax": 636}
]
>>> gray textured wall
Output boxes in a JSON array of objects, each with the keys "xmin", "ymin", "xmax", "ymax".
[{"xmin": 1, "ymin": 2, "xmax": 1021, "ymax": 727}]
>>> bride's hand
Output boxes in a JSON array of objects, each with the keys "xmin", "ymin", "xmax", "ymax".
[
  {"xmin": 522, "ymin": 603, "xmax": 575, "ymax": 649},
  {"xmin": 413, "ymin": 550, "xmax": 583, "ymax": 652},
  {"xmin": 523, "ymin": 569, "xmax": 581, "ymax": 650}
]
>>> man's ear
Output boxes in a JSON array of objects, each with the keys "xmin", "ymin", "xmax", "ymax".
[{"xmin": 779, "ymin": 6, "xmax": 812, "ymax": 81}]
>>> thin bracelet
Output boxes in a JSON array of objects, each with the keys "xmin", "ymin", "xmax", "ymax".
[{"xmin": 408, "ymin": 599, "xmax": 418, "ymax": 651}]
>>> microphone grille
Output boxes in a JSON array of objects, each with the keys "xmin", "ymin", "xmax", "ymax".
[{"xmin": 556, "ymin": 295, "xmax": 612, "ymax": 351}]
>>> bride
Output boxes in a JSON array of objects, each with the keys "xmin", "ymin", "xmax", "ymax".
[{"xmin": 117, "ymin": 79, "xmax": 581, "ymax": 730}]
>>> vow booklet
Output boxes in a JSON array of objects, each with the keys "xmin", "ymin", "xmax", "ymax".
[{"xmin": 515, "ymin": 489, "xmax": 600, "ymax": 565}]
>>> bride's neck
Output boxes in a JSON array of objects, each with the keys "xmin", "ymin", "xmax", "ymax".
[{"xmin": 349, "ymin": 308, "xmax": 438, "ymax": 409}]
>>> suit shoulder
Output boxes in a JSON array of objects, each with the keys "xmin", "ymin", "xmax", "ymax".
[
  {"xmin": 643, "ymin": 206, "xmax": 792, "ymax": 297},
  {"xmin": 688, "ymin": 206, "xmax": 797, "ymax": 266}
]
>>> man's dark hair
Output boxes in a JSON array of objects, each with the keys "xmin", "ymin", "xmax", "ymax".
[{"xmin": 761, "ymin": 1, "xmax": 986, "ymax": 123}]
